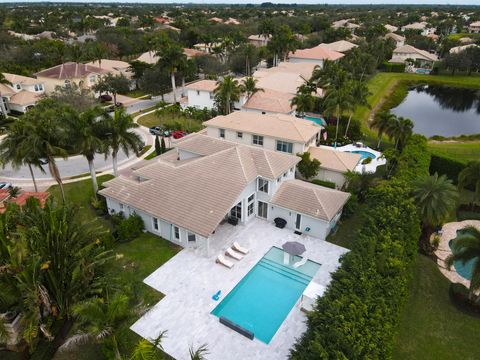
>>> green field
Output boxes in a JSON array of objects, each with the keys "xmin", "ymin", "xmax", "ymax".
[
  {"xmin": 428, "ymin": 140, "xmax": 480, "ymax": 164},
  {"xmin": 394, "ymin": 255, "xmax": 480, "ymax": 360},
  {"xmin": 137, "ymin": 109, "xmax": 203, "ymax": 132}
]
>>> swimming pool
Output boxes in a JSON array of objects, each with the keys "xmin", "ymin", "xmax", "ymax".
[
  {"xmin": 303, "ymin": 115, "xmax": 326, "ymax": 126},
  {"xmin": 347, "ymin": 150, "xmax": 376, "ymax": 160},
  {"xmin": 211, "ymin": 247, "xmax": 320, "ymax": 344},
  {"xmin": 449, "ymin": 229, "xmax": 479, "ymax": 280}
]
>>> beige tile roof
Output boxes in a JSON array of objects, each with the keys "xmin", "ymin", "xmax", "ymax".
[
  {"xmin": 99, "ymin": 134, "xmax": 299, "ymax": 237},
  {"xmin": 204, "ymin": 112, "xmax": 322, "ymax": 143},
  {"xmin": 35, "ymin": 62, "xmax": 109, "ymax": 79},
  {"xmin": 384, "ymin": 24, "xmax": 398, "ymax": 32},
  {"xmin": 288, "ymin": 45, "xmax": 344, "ymax": 62},
  {"xmin": 319, "ymin": 40, "xmax": 358, "ymax": 53},
  {"xmin": 253, "ymin": 62, "xmax": 317, "ymax": 83},
  {"xmin": 308, "ymin": 146, "xmax": 361, "ymax": 173},
  {"xmin": 183, "ymin": 48, "xmax": 204, "ymax": 58},
  {"xmin": 85, "ymin": 59, "xmax": 130, "ymax": 71},
  {"xmin": 449, "ymin": 44, "xmax": 479, "ymax": 54},
  {"xmin": 392, "ymin": 44, "xmax": 438, "ymax": 62},
  {"xmin": 248, "ymin": 34, "xmax": 271, "ymax": 41},
  {"xmin": 186, "ymin": 80, "xmax": 217, "ymax": 92},
  {"xmin": 255, "ymin": 72, "xmax": 307, "ymax": 95},
  {"xmin": 384, "ymin": 33, "xmax": 406, "ymax": 42},
  {"xmin": 3, "ymin": 73, "xmax": 41, "ymax": 86},
  {"xmin": 243, "ymin": 88, "xmax": 294, "ymax": 114},
  {"xmin": 9, "ymin": 90, "xmax": 41, "ymax": 106},
  {"xmin": 136, "ymin": 51, "xmax": 159, "ymax": 64},
  {"xmin": 0, "ymin": 83, "xmax": 15, "ymax": 96},
  {"xmin": 270, "ymin": 179, "xmax": 350, "ymax": 221}
]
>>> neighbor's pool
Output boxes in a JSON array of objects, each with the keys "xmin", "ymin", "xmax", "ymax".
[
  {"xmin": 347, "ymin": 150, "xmax": 376, "ymax": 160},
  {"xmin": 448, "ymin": 229, "xmax": 479, "ymax": 281},
  {"xmin": 303, "ymin": 115, "xmax": 326, "ymax": 126},
  {"xmin": 211, "ymin": 247, "xmax": 320, "ymax": 344}
]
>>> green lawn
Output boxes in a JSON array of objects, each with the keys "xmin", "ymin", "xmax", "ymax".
[
  {"xmin": 137, "ymin": 110, "xmax": 203, "ymax": 133},
  {"xmin": 326, "ymin": 205, "xmax": 366, "ymax": 250},
  {"xmin": 428, "ymin": 140, "xmax": 480, "ymax": 164},
  {"xmin": 394, "ymin": 255, "xmax": 480, "ymax": 360}
]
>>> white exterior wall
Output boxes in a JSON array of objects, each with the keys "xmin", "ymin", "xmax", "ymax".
[
  {"xmin": 186, "ymin": 89, "xmax": 215, "ymax": 110},
  {"xmin": 315, "ymin": 168, "xmax": 347, "ymax": 189},
  {"xmin": 288, "ymin": 57, "xmax": 324, "ymax": 68},
  {"xmin": 8, "ymin": 102, "xmax": 35, "ymax": 113}
]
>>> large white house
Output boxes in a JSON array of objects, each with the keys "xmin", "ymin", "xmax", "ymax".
[
  {"xmin": 468, "ymin": 21, "xmax": 480, "ymax": 33},
  {"xmin": 0, "ymin": 73, "xmax": 45, "ymax": 114},
  {"xmin": 184, "ymin": 80, "xmax": 217, "ymax": 110},
  {"xmin": 203, "ymin": 112, "xmax": 322, "ymax": 154},
  {"xmin": 99, "ymin": 134, "xmax": 350, "ymax": 250}
]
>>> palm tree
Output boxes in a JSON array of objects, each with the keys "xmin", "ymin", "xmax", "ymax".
[
  {"xmin": 0, "ymin": 73, "xmax": 12, "ymax": 116},
  {"xmin": 189, "ymin": 344, "xmax": 209, "ymax": 360},
  {"xmin": 387, "ymin": 116, "xmax": 414, "ymax": 150},
  {"xmin": 70, "ymin": 107, "xmax": 105, "ymax": 195},
  {"xmin": 458, "ymin": 161, "xmax": 480, "ymax": 205},
  {"xmin": 344, "ymin": 80, "xmax": 370, "ymax": 137},
  {"xmin": 445, "ymin": 226, "xmax": 480, "ymax": 300},
  {"xmin": 156, "ymin": 43, "xmax": 187, "ymax": 103},
  {"xmin": 90, "ymin": 43, "xmax": 108, "ymax": 68},
  {"xmin": 0, "ymin": 118, "xmax": 45, "ymax": 192},
  {"xmin": 242, "ymin": 76, "xmax": 263, "ymax": 100},
  {"xmin": 102, "ymin": 108, "xmax": 143, "ymax": 177},
  {"xmin": 214, "ymin": 76, "xmax": 242, "ymax": 115},
  {"xmin": 130, "ymin": 332, "xmax": 166, "ymax": 360},
  {"xmin": 413, "ymin": 172, "xmax": 458, "ymax": 240},
  {"xmin": 371, "ymin": 111, "xmax": 396, "ymax": 148},
  {"xmin": 291, "ymin": 86, "xmax": 315, "ymax": 117},
  {"xmin": 61, "ymin": 294, "xmax": 130, "ymax": 359},
  {"xmin": 323, "ymin": 87, "xmax": 354, "ymax": 146}
]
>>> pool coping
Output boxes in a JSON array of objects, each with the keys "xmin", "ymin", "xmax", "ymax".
[{"xmin": 434, "ymin": 220, "xmax": 480, "ymax": 289}]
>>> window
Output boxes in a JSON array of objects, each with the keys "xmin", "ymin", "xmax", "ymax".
[
  {"xmin": 276, "ymin": 140, "xmax": 293, "ymax": 153},
  {"xmin": 119, "ymin": 203, "xmax": 124, "ymax": 211},
  {"xmin": 174, "ymin": 226, "xmax": 180, "ymax": 240},
  {"xmin": 230, "ymin": 202, "xmax": 242, "ymax": 220},
  {"xmin": 258, "ymin": 201, "xmax": 268, "ymax": 218},
  {"xmin": 15, "ymin": 84, "xmax": 21, "ymax": 90},
  {"xmin": 197, "ymin": 90, "xmax": 200, "ymax": 95},
  {"xmin": 252, "ymin": 135, "xmax": 263, "ymax": 146},
  {"xmin": 261, "ymin": 111, "xmax": 266, "ymax": 115},
  {"xmin": 219, "ymin": 129, "xmax": 225, "ymax": 138},
  {"xmin": 153, "ymin": 218, "xmax": 159, "ymax": 231},
  {"xmin": 257, "ymin": 178, "xmax": 268, "ymax": 193},
  {"xmin": 247, "ymin": 194, "xmax": 255, "ymax": 217},
  {"xmin": 237, "ymin": 132, "xmax": 243, "ymax": 139},
  {"xmin": 34, "ymin": 84, "xmax": 42, "ymax": 92},
  {"xmin": 188, "ymin": 232, "xmax": 196, "ymax": 242},
  {"xmin": 283, "ymin": 172, "xmax": 287, "ymax": 178}
]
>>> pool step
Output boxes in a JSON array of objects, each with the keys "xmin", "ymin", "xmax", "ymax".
[{"xmin": 258, "ymin": 258, "xmax": 311, "ymax": 285}]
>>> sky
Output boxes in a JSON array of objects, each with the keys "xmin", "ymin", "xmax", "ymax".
[{"xmin": 0, "ymin": 0, "xmax": 479, "ymax": 4}]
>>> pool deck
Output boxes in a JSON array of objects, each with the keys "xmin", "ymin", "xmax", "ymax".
[
  {"xmin": 435, "ymin": 220, "xmax": 480, "ymax": 288},
  {"xmin": 320, "ymin": 144, "xmax": 386, "ymax": 173},
  {"xmin": 130, "ymin": 218, "xmax": 348, "ymax": 360}
]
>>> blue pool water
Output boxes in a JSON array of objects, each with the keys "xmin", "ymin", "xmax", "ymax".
[
  {"xmin": 211, "ymin": 247, "xmax": 320, "ymax": 344},
  {"xmin": 449, "ymin": 229, "xmax": 479, "ymax": 280},
  {"xmin": 303, "ymin": 115, "xmax": 326, "ymax": 126},
  {"xmin": 347, "ymin": 150, "xmax": 376, "ymax": 160}
]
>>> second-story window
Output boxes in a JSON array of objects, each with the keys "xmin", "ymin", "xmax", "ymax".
[
  {"xmin": 237, "ymin": 132, "xmax": 243, "ymax": 139},
  {"xmin": 252, "ymin": 135, "xmax": 264, "ymax": 146},
  {"xmin": 276, "ymin": 140, "xmax": 293, "ymax": 153},
  {"xmin": 257, "ymin": 178, "xmax": 269, "ymax": 193},
  {"xmin": 219, "ymin": 128, "xmax": 225, "ymax": 138}
]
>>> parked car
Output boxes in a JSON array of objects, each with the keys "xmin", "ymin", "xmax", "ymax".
[
  {"xmin": 172, "ymin": 130, "xmax": 187, "ymax": 139},
  {"xmin": 0, "ymin": 182, "xmax": 12, "ymax": 190},
  {"xmin": 149, "ymin": 126, "xmax": 164, "ymax": 136},
  {"xmin": 39, "ymin": 158, "xmax": 48, "ymax": 165},
  {"xmin": 99, "ymin": 94, "xmax": 112, "ymax": 103}
]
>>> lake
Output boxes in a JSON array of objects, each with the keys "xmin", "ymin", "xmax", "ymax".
[{"xmin": 390, "ymin": 85, "xmax": 480, "ymax": 137}]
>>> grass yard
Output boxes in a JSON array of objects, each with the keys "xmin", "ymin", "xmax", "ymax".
[
  {"xmin": 428, "ymin": 140, "xmax": 480, "ymax": 164},
  {"xmin": 393, "ymin": 255, "xmax": 480, "ymax": 360},
  {"xmin": 137, "ymin": 110, "xmax": 203, "ymax": 133},
  {"xmin": 326, "ymin": 205, "xmax": 366, "ymax": 250}
]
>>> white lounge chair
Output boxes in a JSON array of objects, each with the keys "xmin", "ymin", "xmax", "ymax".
[
  {"xmin": 232, "ymin": 242, "xmax": 249, "ymax": 255},
  {"xmin": 225, "ymin": 248, "xmax": 243, "ymax": 261},
  {"xmin": 216, "ymin": 254, "xmax": 234, "ymax": 269},
  {"xmin": 293, "ymin": 256, "xmax": 308, "ymax": 268}
]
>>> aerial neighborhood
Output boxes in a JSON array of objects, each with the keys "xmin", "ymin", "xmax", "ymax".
[{"xmin": 0, "ymin": 3, "xmax": 479, "ymax": 360}]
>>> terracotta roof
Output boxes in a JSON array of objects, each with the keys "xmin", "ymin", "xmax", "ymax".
[
  {"xmin": 185, "ymin": 80, "xmax": 217, "ymax": 92},
  {"xmin": 35, "ymin": 62, "xmax": 108, "ymax": 80},
  {"xmin": 243, "ymin": 88, "xmax": 294, "ymax": 114},
  {"xmin": 0, "ymin": 191, "xmax": 49, "ymax": 214},
  {"xmin": 3, "ymin": 73, "xmax": 40, "ymax": 86},
  {"xmin": 288, "ymin": 45, "xmax": 344, "ymax": 62},
  {"xmin": 392, "ymin": 45, "xmax": 438, "ymax": 62},
  {"xmin": 9, "ymin": 90, "xmax": 41, "ymax": 106},
  {"xmin": 204, "ymin": 112, "xmax": 321, "ymax": 143},
  {"xmin": 270, "ymin": 179, "xmax": 350, "ymax": 221},
  {"xmin": 319, "ymin": 40, "xmax": 358, "ymax": 53},
  {"xmin": 308, "ymin": 146, "xmax": 361, "ymax": 173},
  {"xmin": 99, "ymin": 134, "xmax": 299, "ymax": 237}
]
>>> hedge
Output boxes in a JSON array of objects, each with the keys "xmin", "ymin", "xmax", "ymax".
[
  {"xmin": 381, "ymin": 61, "xmax": 406, "ymax": 73},
  {"xmin": 429, "ymin": 154, "xmax": 466, "ymax": 184},
  {"xmin": 290, "ymin": 135, "xmax": 429, "ymax": 359},
  {"xmin": 311, "ymin": 179, "xmax": 336, "ymax": 189}
]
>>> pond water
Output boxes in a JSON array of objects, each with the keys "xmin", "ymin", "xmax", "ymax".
[{"xmin": 390, "ymin": 85, "xmax": 480, "ymax": 137}]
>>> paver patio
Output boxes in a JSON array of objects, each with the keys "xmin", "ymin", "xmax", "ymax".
[{"xmin": 130, "ymin": 218, "xmax": 348, "ymax": 360}]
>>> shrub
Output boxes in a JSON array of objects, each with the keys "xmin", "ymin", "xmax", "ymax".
[
  {"xmin": 341, "ymin": 193, "xmax": 358, "ymax": 219},
  {"xmin": 429, "ymin": 154, "xmax": 466, "ymax": 184},
  {"xmin": 311, "ymin": 179, "xmax": 336, "ymax": 189},
  {"xmin": 362, "ymin": 157, "xmax": 372, "ymax": 165},
  {"xmin": 116, "ymin": 213, "xmax": 144, "ymax": 242},
  {"xmin": 381, "ymin": 61, "xmax": 406, "ymax": 73},
  {"xmin": 449, "ymin": 283, "xmax": 480, "ymax": 315}
]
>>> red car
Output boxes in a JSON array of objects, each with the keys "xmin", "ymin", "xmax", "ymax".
[{"xmin": 172, "ymin": 130, "xmax": 186, "ymax": 139}]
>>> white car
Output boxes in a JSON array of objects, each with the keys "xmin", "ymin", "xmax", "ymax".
[{"xmin": 0, "ymin": 182, "xmax": 12, "ymax": 190}]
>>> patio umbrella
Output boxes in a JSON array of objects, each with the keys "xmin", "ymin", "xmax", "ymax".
[{"xmin": 282, "ymin": 241, "xmax": 306, "ymax": 256}]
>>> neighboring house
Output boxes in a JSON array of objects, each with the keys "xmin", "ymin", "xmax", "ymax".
[
  {"xmin": 184, "ymin": 80, "xmax": 217, "ymax": 110},
  {"xmin": 449, "ymin": 44, "xmax": 480, "ymax": 54},
  {"xmin": 99, "ymin": 134, "xmax": 350, "ymax": 247},
  {"xmin": 242, "ymin": 88, "xmax": 294, "ymax": 115},
  {"xmin": 225, "ymin": 18, "xmax": 240, "ymax": 25},
  {"xmin": 34, "ymin": 62, "xmax": 109, "ymax": 94},
  {"xmin": 401, "ymin": 22, "xmax": 436, "ymax": 36},
  {"xmin": 384, "ymin": 24, "xmax": 399, "ymax": 32},
  {"xmin": 318, "ymin": 40, "xmax": 358, "ymax": 53},
  {"xmin": 85, "ymin": 59, "xmax": 132, "ymax": 79},
  {"xmin": 288, "ymin": 45, "xmax": 344, "ymax": 68},
  {"xmin": 248, "ymin": 34, "xmax": 271, "ymax": 47},
  {"xmin": 306, "ymin": 146, "xmax": 361, "ymax": 188},
  {"xmin": 203, "ymin": 111, "xmax": 322, "ymax": 154},
  {"xmin": 0, "ymin": 189, "xmax": 49, "ymax": 214},
  {"xmin": 469, "ymin": 21, "xmax": 480, "ymax": 33},
  {"xmin": 389, "ymin": 45, "xmax": 438, "ymax": 66},
  {"xmin": 331, "ymin": 19, "xmax": 361, "ymax": 33},
  {"xmin": 0, "ymin": 73, "xmax": 45, "ymax": 114},
  {"xmin": 136, "ymin": 48, "xmax": 203, "ymax": 64},
  {"xmin": 384, "ymin": 32, "xmax": 406, "ymax": 47}
]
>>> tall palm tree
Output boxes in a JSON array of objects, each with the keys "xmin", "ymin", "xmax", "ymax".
[
  {"xmin": 102, "ymin": 108, "xmax": 143, "ymax": 177},
  {"xmin": 70, "ymin": 107, "xmax": 105, "ymax": 195},
  {"xmin": 344, "ymin": 80, "xmax": 370, "ymax": 137},
  {"xmin": 242, "ymin": 76, "xmax": 263, "ymax": 100},
  {"xmin": 413, "ymin": 172, "xmax": 458, "ymax": 239},
  {"xmin": 214, "ymin": 76, "xmax": 242, "ymax": 115},
  {"xmin": 291, "ymin": 86, "xmax": 315, "ymax": 117},
  {"xmin": 90, "ymin": 43, "xmax": 108, "ymax": 68},
  {"xmin": 446, "ymin": 226, "xmax": 480, "ymax": 300},
  {"xmin": 0, "ymin": 73, "xmax": 12, "ymax": 116},
  {"xmin": 323, "ymin": 87, "xmax": 354, "ymax": 146},
  {"xmin": 458, "ymin": 161, "xmax": 480, "ymax": 205},
  {"xmin": 371, "ymin": 111, "xmax": 396, "ymax": 148},
  {"xmin": 156, "ymin": 43, "xmax": 187, "ymax": 103},
  {"xmin": 0, "ymin": 118, "xmax": 45, "ymax": 192},
  {"xmin": 387, "ymin": 116, "xmax": 414, "ymax": 150}
]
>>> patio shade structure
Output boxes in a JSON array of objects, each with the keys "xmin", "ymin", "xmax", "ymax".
[{"xmin": 282, "ymin": 241, "xmax": 306, "ymax": 256}]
